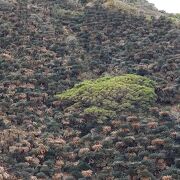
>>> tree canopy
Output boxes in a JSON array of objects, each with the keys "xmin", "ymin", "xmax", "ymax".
[{"xmin": 57, "ymin": 74, "xmax": 157, "ymax": 120}]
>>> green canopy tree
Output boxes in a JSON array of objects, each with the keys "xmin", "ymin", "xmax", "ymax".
[{"xmin": 56, "ymin": 74, "xmax": 157, "ymax": 121}]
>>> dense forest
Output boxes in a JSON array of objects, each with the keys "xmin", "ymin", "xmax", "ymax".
[{"xmin": 0, "ymin": 0, "xmax": 180, "ymax": 179}]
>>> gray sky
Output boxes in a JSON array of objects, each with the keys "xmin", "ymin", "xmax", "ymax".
[{"xmin": 147, "ymin": 0, "xmax": 180, "ymax": 13}]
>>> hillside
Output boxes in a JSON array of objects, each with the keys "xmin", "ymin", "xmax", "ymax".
[
  {"xmin": 102, "ymin": 0, "xmax": 164, "ymax": 17},
  {"xmin": 0, "ymin": 0, "xmax": 180, "ymax": 179}
]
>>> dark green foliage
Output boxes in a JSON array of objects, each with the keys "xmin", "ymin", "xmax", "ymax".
[
  {"xmin": 175, "ymin": 158, "xmax": 180, "ymax": 168},
  {"xmin": 36, "ymin": 172, "xmax": 49, "ymax": 179},
  {"xmin": 0, "ymin": 0, "xmax": 179, "ymax": 179}
]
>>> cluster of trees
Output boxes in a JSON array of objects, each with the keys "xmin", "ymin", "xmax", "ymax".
[{"xmin": 57, "ymin": 74, "xmax": 157, "ymax": 118}]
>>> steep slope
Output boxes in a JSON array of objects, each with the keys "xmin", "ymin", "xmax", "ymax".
[{"xmin": 0, "ymin": 0, "xmax": 180, "ymax": 179}]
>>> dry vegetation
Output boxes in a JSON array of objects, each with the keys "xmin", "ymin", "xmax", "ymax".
[{"xmin": 0, "ymin": 0, "xmax": 180, "ymax": 179}]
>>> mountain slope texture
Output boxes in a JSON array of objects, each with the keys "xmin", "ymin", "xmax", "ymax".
[{"xmin": 0, "ymin": 0, "xmax": 180, "ymax": 179}]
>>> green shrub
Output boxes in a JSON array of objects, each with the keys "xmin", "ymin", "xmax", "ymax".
[
  {"xmin": 53, "ymin": 6, "xmax": 83, "ymax": 18},
  {"xmin": 56, "ymin": 74, "xmax": 157, "ymax": 120}
]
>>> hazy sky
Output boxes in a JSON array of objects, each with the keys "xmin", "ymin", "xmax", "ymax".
[{"xmin": 147, "ymin": 0, "xmax": 180, "ymax": 13}]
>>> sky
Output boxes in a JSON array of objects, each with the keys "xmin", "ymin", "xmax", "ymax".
[{"xmin": 147, "ymin": 0, "xmax": 180, "ymax": 13}]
